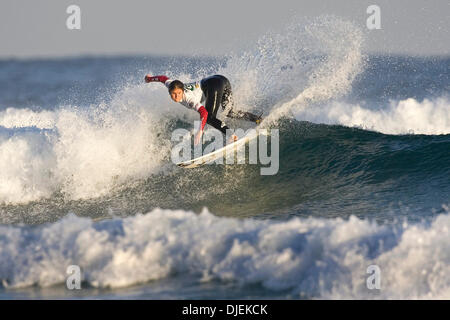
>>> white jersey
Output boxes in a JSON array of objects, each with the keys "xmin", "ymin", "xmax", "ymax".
[{"xmin": 165, "ymin": 80, "xmax": 205, "ymax": 112}]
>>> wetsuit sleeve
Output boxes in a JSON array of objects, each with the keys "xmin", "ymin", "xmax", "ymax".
[
  {"xmin": 198, "ymin": 106, "xmax": 208, "ymax": 131},
  {"xmin": 145, "ymin": 75, "xmax": 169, "ymax": 84}
]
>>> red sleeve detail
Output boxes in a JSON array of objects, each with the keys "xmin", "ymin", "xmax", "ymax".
[
  {"xmin": 157, "ymin": 75, "xmax": 169, "ymax": 83},
  {"xmin": 145, "ymin": 75, "xmax": 169, "ymax": 83},
  {"xmin": 198, "ymin": 106, "xmax": 208, "ymax": 131}
]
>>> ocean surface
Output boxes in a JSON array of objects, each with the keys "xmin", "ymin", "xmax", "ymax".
[{"xmin": 0, "ymin": 17, "xmax": 449, "ymax": 299}]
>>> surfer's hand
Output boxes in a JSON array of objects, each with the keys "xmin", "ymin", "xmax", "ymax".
[{"xmin": 194, "ymin": 130, "xmax": 203, "ymax": 145}]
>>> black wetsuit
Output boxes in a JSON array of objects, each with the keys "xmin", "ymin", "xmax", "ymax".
[{"xmin": 200, "ymin": 75, "xmax": 262, "ymax": 134}]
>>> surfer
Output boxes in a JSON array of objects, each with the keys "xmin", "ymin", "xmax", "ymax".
[{"xmin": 145, "ymin": 74, "xmax": 262, "ymax": 145}]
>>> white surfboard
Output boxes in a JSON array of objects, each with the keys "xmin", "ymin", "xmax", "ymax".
[{"xmin": 176, "ymin": 130, "xmax": 268, "ymax": 168}]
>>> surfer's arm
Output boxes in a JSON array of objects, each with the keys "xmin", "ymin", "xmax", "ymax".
[
  {"xmin": 194, "ymin": 106, "xmax": 208, "ymax": 145},
  {"xmin": 144, "ymin": 74, "xmax": 169, "ymax": 84},
  {"xmin": 198, "ymin": 106, "xmax": 208, "ymax": 132}
]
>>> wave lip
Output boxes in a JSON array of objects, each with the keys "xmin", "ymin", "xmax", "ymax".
[{"xmin": 0, "ymin": 207, "xmax": 449, "ymax": 299}]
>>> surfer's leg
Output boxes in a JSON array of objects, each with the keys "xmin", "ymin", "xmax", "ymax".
[
  {"xmin": 201, "ymin": 75, "xmax": 240, "ymax": 136},
  {"xmin": 202, "ymin": 76, "xmax": 225, "ymax": 117},
  {"xmin": 206, "ymin": 117, "xmax": 229, "ymax": 135},
  {"xmin": 211, "ymin": 76, "xmax": 262, "ymax": 124}
]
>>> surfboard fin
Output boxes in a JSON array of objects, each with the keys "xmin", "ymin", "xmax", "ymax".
[{"xmin": 255, "ymin": 112, "xmax": 264, "ymax": 125}]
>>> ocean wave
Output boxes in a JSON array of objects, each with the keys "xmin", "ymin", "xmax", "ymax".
[
  {"xmin": 0, "ymin": 207, "xmax": 449, "ymax": 299},
  {"xmin": 294, "ymin": 96, "xmax": 450, "ymax": 135}
]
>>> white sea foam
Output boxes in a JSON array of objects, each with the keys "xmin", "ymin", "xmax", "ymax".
[
  {"xmin": 0, "ymin": 108, "xmax": 56, "ymax": 129},
  {"xmin": 0, "ymin": 84, "xmax": 188, "ymax": 204},
  {"xmin": 0, "ymin": 127, "xmax": 57, "ymax": 203},
  {"xmin": 294, "ymin": 96, "xmax": 450, "ymax": 135},
  {"xmin": 0, "ymin": 207, "xmax": 448, "ymax": 299}
]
